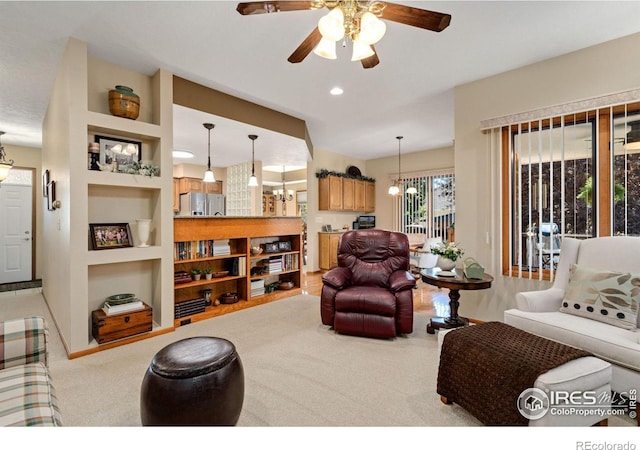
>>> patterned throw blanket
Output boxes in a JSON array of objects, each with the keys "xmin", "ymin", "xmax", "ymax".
[{"xmin": 437, "ymin": 322, "xmax": 592, "ymax": 425}]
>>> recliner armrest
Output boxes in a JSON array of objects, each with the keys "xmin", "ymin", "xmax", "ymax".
[
  {"xmin": 322, "ymin": 267, "xmax": 352, "ymax": 290},
  {"xmin": 515, "ymin": 287, "xmax": 565, "ymax": 312},
  {"xmin": 389, "ymin": 270, "xmax": 416, "ymax": 292}
]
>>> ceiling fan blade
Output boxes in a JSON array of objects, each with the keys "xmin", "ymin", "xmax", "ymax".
[
  {"xmin": 288, "ymin": 27, "xmax": 322, "ymax": 64},
  {"xmin": 361, "ymin": 45, "xmax": 379, "ymax": 69},
  {"xmin": 236, "ymin": 1, "xmax": 320, "ymax": 15},
  {"xmin": 380, "ymin": 2, "xmax": 451, "ymax": 32}
]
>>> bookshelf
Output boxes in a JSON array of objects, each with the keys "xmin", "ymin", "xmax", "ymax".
[{"xmin": 173, "ymin": 217, "xmax": 303, "ymax": 327}]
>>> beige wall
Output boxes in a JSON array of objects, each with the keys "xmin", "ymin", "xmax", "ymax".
[
  {"xmin": 454, "ymin": 31, "xmax": 640, "ymax": 322},
  {"xmin": 2, "ymin": 144, "xmax": 44, "ymax": 280}
]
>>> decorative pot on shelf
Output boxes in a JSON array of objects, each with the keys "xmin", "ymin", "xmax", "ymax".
[
  {"xmin": 136, "ymin": 219, "xmax": 151, "ymax": 248},
  {"xmin": 437, "ymin": 257, "xmax": 456, "ymax": 271},
  {"xmin": 108, "ymin": 85, "xmax": 140, "ymax": 120}
]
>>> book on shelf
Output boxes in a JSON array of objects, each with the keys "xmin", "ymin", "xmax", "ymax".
[{"xmin": 102, "ymin": 299, "xmax": 144, "ymax": 316}]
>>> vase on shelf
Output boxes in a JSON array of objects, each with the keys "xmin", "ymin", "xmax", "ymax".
[
  {"xmin": 136, "ymin": 219, "xmax": 151, "ymax": 248},
  {"xmin": 437, "ymin": 256, "xmax": 456, "ymax": 271},
  {"xmin": 108, "ymin": 85, "xmax": 140, "ymax": 120}
]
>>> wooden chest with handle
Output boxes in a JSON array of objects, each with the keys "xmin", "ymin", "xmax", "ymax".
[{"xmin": 92, "ymin": 303, "xmax": 153, "ymax": 344}]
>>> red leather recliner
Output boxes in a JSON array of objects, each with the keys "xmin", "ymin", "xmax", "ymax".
[{"xmin": 320, "ymin": 229, "xmax": 416, "ymax": 338}]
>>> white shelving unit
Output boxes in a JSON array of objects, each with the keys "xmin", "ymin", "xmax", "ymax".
[{"xmin": 42, "ymin": 38, "xmax": 174, "ymax": 356}]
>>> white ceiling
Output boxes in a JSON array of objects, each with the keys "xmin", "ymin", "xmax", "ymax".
[{"xmin": 1, "ymin": 1, "xmax": 640, "ymax": 172}]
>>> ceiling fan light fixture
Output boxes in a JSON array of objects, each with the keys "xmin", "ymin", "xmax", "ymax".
[
  {"xmin": 359, "ymin": 11, "xmax": 386, "ymax": 45},
  {"xmin": 318, "ymin": 7, "xmax": 345, "ymax": 41},
  {"xmin": 313, "ymin": 37, "xmax": 337, "ymax": 59},
  {"xmin": 351, "ymin": 37, "xmax": 375, "ymax": 61}
]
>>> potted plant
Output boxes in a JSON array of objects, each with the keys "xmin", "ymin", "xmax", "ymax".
[
  {"xmin": 204, "ymin": 268, "xmax": 213, "ymax": 280},
  {"xmin": 430, "ymin": 241, "xmax": 464, "ymax": 271},
  {"xmin": 191, "ymin": 268, "xmax": 202, "ymax": 281}
]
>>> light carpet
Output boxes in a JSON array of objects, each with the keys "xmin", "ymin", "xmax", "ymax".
[{"xmin": 0, "ymin": 291, "xmax": 635, "ymax": 432}]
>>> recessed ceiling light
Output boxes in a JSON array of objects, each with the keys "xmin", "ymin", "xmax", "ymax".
[
  {"xmin": 173, "ymin": 150, "xmax": 194, "ymax": 159},
  {"xmin": 330, "ymin": 87, "xmax": 344, "ymax": 96}
]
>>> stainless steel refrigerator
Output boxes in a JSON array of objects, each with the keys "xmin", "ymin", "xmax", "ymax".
[{"xmin": 178, "ymin": 192, "xmax": 225, "ymax": 216}]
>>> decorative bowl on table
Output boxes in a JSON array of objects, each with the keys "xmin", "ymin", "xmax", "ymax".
[{"xmin": 250, "ymin": 246, "xmax": 263, "ymax": 256}]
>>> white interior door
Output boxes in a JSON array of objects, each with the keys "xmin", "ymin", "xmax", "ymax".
[{"xmin": 0, "ymin": 183, "xmax": 32, "ymax": 283}]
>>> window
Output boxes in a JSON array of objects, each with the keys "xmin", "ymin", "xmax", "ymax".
[
  {"xmin": 395, "ymin": 170, "xmax": 455, "ymax": 242},
  {"xmin": 497, "ymin": 101, "xmax": 640, "ymax": 279}
]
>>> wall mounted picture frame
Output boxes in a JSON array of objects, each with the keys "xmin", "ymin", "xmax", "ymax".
[
  {"xmin": 46, "ymin": 181, "xmax": 56, "ymax": 211},
  {"xmin": 42, "ymin": 169, "xmax": 49, "ymax": 197},
  {"xmin": 89, "ymin": 223, "xmax": 133, "ymax": 250},
  {"xmin": 95, "ymin": 135, "xmax": 142, "ymax": 170}
]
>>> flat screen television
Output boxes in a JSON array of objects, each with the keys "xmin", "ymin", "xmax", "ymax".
[{"xmin": 358, "ymin": 216, "xmax": 375, "ymax": 229}]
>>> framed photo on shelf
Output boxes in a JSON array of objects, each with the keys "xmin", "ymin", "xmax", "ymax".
[
  {"xmin": 89, "ymin": 223, "xmax": 133, "ymax": 250},
  {"xmin": 95, "ymin": 135, "xmax": 142, "ymax": 169}
]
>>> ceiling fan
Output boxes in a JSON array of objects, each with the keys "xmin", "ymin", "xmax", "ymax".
[{"xmin": 236, "ymin": 1, "xmax": 451, "ymax": 69}]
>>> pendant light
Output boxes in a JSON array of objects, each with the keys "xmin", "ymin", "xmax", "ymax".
[
  {"xmin": 202, "ymin": 123, "xmax": 215, "ymax": 183},
  {"xmin": 388, "ymin": 136, "xmax": 403, "ymax": 196},
  {"xmin": 248, "ymin": 134, "xmax": 258, "ymax": 187}
]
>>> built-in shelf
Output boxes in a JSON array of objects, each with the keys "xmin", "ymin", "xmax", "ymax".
[{"xmin": 87, "ymin": 246, "xmax": 163, "ymax": 266}]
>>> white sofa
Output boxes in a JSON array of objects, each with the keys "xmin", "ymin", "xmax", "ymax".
[{"xmin": 504, "ymin": 236, "xmax": 640, "ymax": 396}]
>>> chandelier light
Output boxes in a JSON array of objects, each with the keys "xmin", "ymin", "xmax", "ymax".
[
  {"xmin": 0, "ymin": 131, "xmax": 14, "ymax": 183},
  {"xmin": 273, "ymin": 166, "xmax": 294, "ymax": 216},
  {"xmin": 314, "ymin": 1, "xmax": 387, "ymax": 62},
  {"xmin": 248, "ymin": 134, "xmax": 258, "ymax": 187},
  {"xmin": 202, "ymin": 123, "xmax": 215, "ymax": 183},
  {"xmin": 388, "ymin": 136, "xmax": 403, "ymax": 196}
]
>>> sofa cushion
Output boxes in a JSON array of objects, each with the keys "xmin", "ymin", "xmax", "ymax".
[
  {"xmin": 504, "ymin": 309, "xmax": 640, "ymax": 373},
  {"xmin": 560, "ymin": 264, "xmax": 639, "ymax": 330},
  {"xmin": 0, "ymin": 362, "xmax": 62, "ymax": 426}
]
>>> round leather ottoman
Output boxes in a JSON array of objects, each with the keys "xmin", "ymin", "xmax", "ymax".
[{"xmin": 140, "ymin": 336, "xmax": 244, "ymax": 426}]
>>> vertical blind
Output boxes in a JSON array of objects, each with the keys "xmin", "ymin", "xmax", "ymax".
[
  {"xmin": 483, "ymin": 93, "xmax": 640, "ymax": 279},
  {"xmin": 395, "ymin": 170, "xmax": 455, "ymax": 242}
]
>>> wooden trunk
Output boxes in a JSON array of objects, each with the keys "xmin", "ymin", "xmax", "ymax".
[{"xmin": 92, "ymin": 304, "xmax": 153, "ymax": 344}]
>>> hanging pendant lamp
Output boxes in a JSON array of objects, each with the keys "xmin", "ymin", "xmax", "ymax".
[
  {"xmin": 388, "ymin": 136, "xmax": 403, "ymax": 196},
  {"xmin": 248, "ymin": 134, "xmax": 258, "ymax": 187},
  {"xmin": 202, "ymin": 123, "xmax": 215, "ymax": 182}
]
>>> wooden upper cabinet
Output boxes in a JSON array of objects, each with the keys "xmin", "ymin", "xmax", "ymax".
[
  {"xmin": 319, "ymin": 175, "xmax": 343, "ymax": 210},
  {"xmin": 354, "ymin": 180, "xmax": 366, "ymax": 211},
  {"xmin": 364, "ymin": 181, "xmax": 375, "ymax": 212},
  {"xmin": 319, "ymin": 175, "xmax": 375, "ymax": 212},
  {"xmin": 204, "ymin": 180, "xmax": 222, "ymax": 194},
  {"xmin": 177, "ymin": 177, "xmax": 222, "ymax": 195},
  {"xmin": 342, "ymin": 178, "xmax": 355, "ymax": 210}
]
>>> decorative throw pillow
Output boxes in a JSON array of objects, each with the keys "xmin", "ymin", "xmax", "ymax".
[{"xmin": 560, "ymin": 264, "xmax": 639, "ymax": 330}]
